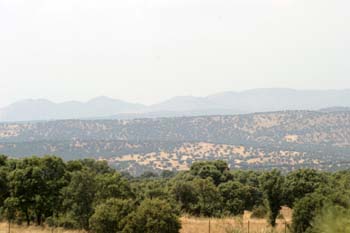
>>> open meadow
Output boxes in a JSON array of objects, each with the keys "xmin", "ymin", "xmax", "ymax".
[
  {"xmin": 0, "ymin": 220, "xmax": 290, "ymax": 233},
  {"xmin": 180, "ymin": 217, "xmax": 290, "ymax": 233},
  {"xmin": 0, "ymin": 221, "xmax": 289, "ymax": 233},
  {"xmin": 180, "ymin": 208, "xmax": 291, "ymax": 233},
  {"xmin": 0, "ymin": 211, "xmax": 292, "ymax": 233},
  {"xmin": 0, "ymin": 223, "xmax": 84, "ymax": 233}
]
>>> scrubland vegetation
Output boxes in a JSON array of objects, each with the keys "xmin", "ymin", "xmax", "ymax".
[
  {"xmin": 0, "ymin": 155, "xmax": 350, "ymax": 233},
  {"xmin": 2, "ymin": 111, "xmax": 350, "ymax": 175}
]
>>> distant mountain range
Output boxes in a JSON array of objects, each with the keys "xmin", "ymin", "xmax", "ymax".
[
  {"xmin": 1, "ymin": 89, "xmax": 350, "ymax": 122},
  {"xmin": 0, "ymin": 97, "xmax": 144, "ymax": 122}
]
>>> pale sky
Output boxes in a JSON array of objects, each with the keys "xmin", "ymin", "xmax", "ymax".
[{"xmin": 0, "ymin": 0, "xmax": 349, "ymax": 107}]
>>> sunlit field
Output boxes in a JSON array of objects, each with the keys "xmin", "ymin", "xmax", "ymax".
[
  {"xmin": 0, "ymin": 208, "xmax": 292, "ymax": 233},
  {"xmin": 0, "ymin": 219, "xmax": 290, "ymax": 233},
  {"xmin": 0, "ymin": 223, "xmax": 84, "ymax": 233},
  {"xmin": 180, "ymin": 217, "xmax": 290, "ymax": 233}
]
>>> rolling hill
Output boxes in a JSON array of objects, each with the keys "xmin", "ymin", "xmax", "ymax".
[{"xmin": 1, "ymin": 110, "xmax": 350, "ymax": 175}]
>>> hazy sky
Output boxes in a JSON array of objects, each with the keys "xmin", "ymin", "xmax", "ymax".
[{"xmin": 0, "ymin": 0, "xmax": 349, "ymax": 107}]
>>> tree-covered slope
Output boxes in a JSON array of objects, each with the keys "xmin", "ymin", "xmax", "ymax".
[{"xmin": 1, "ymin": 111, "xmax": 350, "ymax": 174}]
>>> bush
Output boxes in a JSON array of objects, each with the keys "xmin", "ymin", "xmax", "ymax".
[
  {"xmin": 55, "ymin": 213, "xmax": 80, "ymax": 229},
  {"xmin": 192, "ymin": 178, "xmax": 223, "ymax": 217},
  {"xmin": 89, "ymin": 199, "xmax": 134, "ymax": 233},
  {"xmin": 291, "ymin": 193, "xmax": 327, "ymax": 233},
  {"xmin": 310, "ymin": 205, "xmax": 350, "ymax": 233},
  {"xmin": 251, "ymin": 205, "xmax": 268, "ymax": 219},
  {"xmin": 123, "ymin": 199, "xmax": 181, "ymax": 233}
]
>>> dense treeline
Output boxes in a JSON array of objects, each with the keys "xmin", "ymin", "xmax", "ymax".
[{"xmin": 0, "ymin": 155, "xmax": 350, "ymax": 233}]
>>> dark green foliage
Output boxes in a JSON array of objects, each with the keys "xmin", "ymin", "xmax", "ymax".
[
  {"xmin": 39, "ymin": 156, "xmax": 67, "ymax": 218},
  {"xmin": 0, "ymin": 155, "xmax": 6, "ymax": 165},
  {"xmin": 260, "ymin": 169, "xmax": 285, "ymax": 227},
  {"xmin": 218, "ymin": 181, "xmax": 258, "ymax": 215},
  {"xmin": 230, "ymin": 170, "xmax": 262, "ymax": 187},
  {"xmin": 95, "ymin": 172, "xmax": 134, "ymax": 202},
  {"xmin": 132, "ymin": 179, "xmax": 169, "ymax": 201},
  {"xmin": 66, "ymin": 160, "xmax": 84, "ymax": 172},
  {"xmin": 7, "ymin": 156, "xmax": 66, "ymax": 226},
  {"xmin": 80, "ymin": 159, "xmax": 113, "ymax": 174},
  {"xmin": 0, "ymin": 155, "xmax": 179, "ymax": 232},
  {"xmin": 0, "ymin": 160, "xmax": 8, "ymax": 207},
  {"xmin": 61, "ymin": 169, "xmax": 96, "ymax": 230},
  {"xmin": 191, "ymin": 178, "xmax": 223, "ymax": 217},
  {"xmin": 140, "ymin": 171, "xmax": 159, "ymax": 179},
  {"xmin": 291, "ymin": 193, "xmax": 327, "ymax": 233},
  {"xmin": 171, "ymin": 174, "xmax": 225, "ymax": 217},
  {"xmin": 161, "ymin": 170, "xmax": 176, "ymax": 179},
  {"xmin": 172, "ymin": 181, "xmax": 198, "ymax": 214},
  {"xmin": 123, "ymin": 199, "xmax": 181, "ymax": 233},
  {"xmin": 285, "ymin": 169, "xmax": 327, "ymax": 207},
  {"xmin": 190, "ymin": 161, "xmax": 229, "ymax": 185},
  {"xmin": 2, "ymin": 197, "xmax": 19, "ymax": 223},
  {"xmin": 89, "ymin": 199, "xmax": 134, "ymax": 233}
]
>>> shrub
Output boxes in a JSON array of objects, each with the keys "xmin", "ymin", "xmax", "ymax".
[
  {"xmin": 310, "ymin": 205, "xmax": 350, "ymax": 233},
  {"xmin": 123, "ymin": 199, "xmax": 181, "ymax": 233},
  {"xmin": 251, "ymin": 205, "xmax": 268, "ymax": 219},
  {"xmin": 291, "ymin": 193, "xmax": 327, "ymax": 233},
  {"xmin": 89, "ymin": 199, "xmax": 134, "ymax": 233}
]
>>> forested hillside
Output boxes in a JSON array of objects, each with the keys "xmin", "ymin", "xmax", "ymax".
[{"xmin": 1, "ymin": 111, "xmax": 350, "ymax": 175}]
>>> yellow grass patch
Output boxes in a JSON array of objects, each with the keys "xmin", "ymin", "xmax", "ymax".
[
  {"xmin": 0, "ymin": 222, "xmax": 84, "ymax": 233},
  {"xmin": 284, "ymin": 135, "xmax": 299, "ymax": 143},
  {"xmin": 0, "ymin": 209, "xmax": 292, "ymax": 233},
  {"xmin": 180, "ymin": 217, "xmax": 290, "ymax": 233}
]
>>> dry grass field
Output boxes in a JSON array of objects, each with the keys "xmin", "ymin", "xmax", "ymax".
[
  {"xmin": 0, "ymin": 223, "xmax": 84, "ymax": 233},
  {"xmin": 0, "ymin": 220, "xmax": 290, "ymax": 233},
  {"xmin": 0, "ymin": 208, "xmax": 292, "ymax": 233},
  {"xmin": 180, "ymin": 206, "xmax": 292, "ymax": 233},
  {"xmin": 0, "ymin": 220, "xmax": 289, "ymax": 233},
  {"xmin": 180, "ymin": 217, "xmax": 290, "ymax": 233}
]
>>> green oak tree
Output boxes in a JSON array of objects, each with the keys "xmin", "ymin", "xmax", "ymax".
[
  {"xmin": 61, "ymin": 169, "xmax": 96, "ymax": 230},
  {"xmin": 260, "ymin": 169, "xmax": 285, "ymax": 227}
]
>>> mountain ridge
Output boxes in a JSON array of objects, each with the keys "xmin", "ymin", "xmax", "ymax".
[{"xmin": 2, "ymin": 88, "xmax": 350, "ymax": 122}]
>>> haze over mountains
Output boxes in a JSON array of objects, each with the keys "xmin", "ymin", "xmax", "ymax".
[
  {"xmin": 2, "ymin": 88, "xmax": 350, "ymax": 174},
  {"xmin": 1, "ymin": 88, "xmax": 350, "ymax": 122}
]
